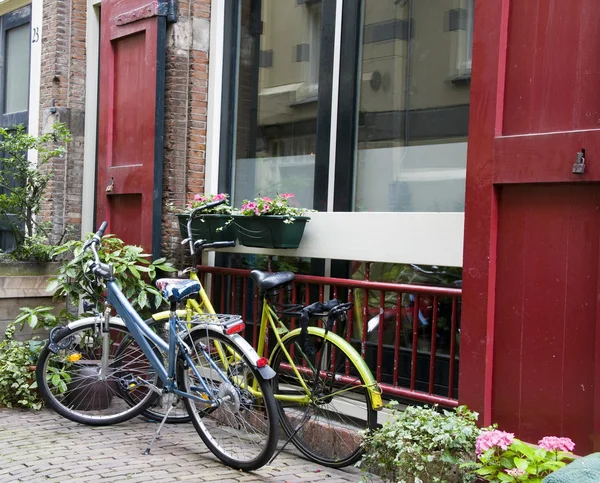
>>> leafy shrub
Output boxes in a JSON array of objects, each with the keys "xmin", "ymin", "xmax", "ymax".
[
  {"xmin": 49, "ymin": 234, "xmax": 176, "ymax": 317},
  {"xmin": 0, "ymin": 123, "xmax": 71, "ymax": 260},
  {"xmin": 0, "ymin": 323, "xmax": 43, "ymax": 409},
  {"xmin": 358, "ymin": 403, "xmax": 480, "ymax": 483}
]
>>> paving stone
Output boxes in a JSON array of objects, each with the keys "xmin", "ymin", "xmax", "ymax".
[{"xmin": 0, "ymin": 408, "xmax": 373, "ymax": 482}]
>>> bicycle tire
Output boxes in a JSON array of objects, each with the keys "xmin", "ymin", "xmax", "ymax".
[
  {"xmin": 177, "ymin": 327, "xmax": 279, "ymax": 471},
  {"xmin": 136, "ymin": 318, "xmax": 191, "ymax": 424},
  {"xmin": 270, "ymin": 331, "xmax": 377, "ymax": 468},
  {"xmin": 36, "ymin": 318, "xmax": 161, "ymax": 426}
]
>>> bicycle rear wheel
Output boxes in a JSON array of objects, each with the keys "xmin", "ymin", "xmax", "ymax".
[
  {"xmin": 270, "ymin": 331, "xmax": 377, "ymax": 467},
  {"xmin": 178, "ymin": 327, "xmax": 278, "ymax": 471},
  {"xmin": 36, "ymin": 318, "xmax": 160, "ymax": 426}
]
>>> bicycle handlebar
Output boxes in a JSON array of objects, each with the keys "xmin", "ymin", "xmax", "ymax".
[
  {"xmin": 83, "ymin": 221, "xmax": 113, "ymax": 280},
  {"xmin": 185, "ymin": 199, "xmax": 235, "ymax": 256},
  {"xmin": 188, "ymin": 199, "xmax": 227, "ymax": 221}
]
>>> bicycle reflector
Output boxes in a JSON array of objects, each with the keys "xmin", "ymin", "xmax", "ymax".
[
  {"xmin": 256, "ymin": 357, "xmax": 268, "ymax": 368},
  {"xmin": 225, "ymin": 320, "xmax": 245, "ymax": 335}
]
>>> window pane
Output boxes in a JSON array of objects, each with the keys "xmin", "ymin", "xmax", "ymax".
[
  {"xmin": 5, "ymin": 23, "xmax": 30, "ymax": 114},
  {"xmin": 354, "ymin": 0, "xmax": 473, "ymax": 212},
  {"xmin": 232, "ymin": 0, "xmax": 324, "ymax": 209}
]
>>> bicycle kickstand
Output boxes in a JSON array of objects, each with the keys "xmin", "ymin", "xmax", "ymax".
[{"xmin": 143, "ymin": 397, "xmax": 175, "ymax": 455}]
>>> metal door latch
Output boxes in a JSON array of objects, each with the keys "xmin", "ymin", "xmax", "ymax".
[{"xmin": 572, "ymin": 148, "xmax": 586, "ymax": 174}]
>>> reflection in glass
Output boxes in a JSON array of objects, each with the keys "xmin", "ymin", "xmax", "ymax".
[
  {"xmin": 233, "ymin": 0, "xmax": 323, "ymax": 209},
  {"xmin": 355, "ymin": 0, "xmax": 473, "ymax": 212},
  {"xmin": 5, "ymin": 23, "xmax": 30, "ymax": 114}
]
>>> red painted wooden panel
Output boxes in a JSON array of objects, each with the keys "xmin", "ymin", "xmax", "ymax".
[
  {"xmin": 503, "ymin": 0, "xmax": 600, "ymax": 135},
  {"xmin": 461, "ymin": 0, "xmax": 600, "ymax": 453},
  {"xmin": 494, "ymin": 185, "xmax": 599, "ymax": 452},
  {"xmin": 96, "ymin": 0, "xmax": 160, "ymax": 253},
  {"xmin": 494, "ymin": 131, "xmax": 600, "ymax": 184}
]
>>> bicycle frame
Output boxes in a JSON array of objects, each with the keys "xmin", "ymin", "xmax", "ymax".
[
  {"xmin": 151, "ymin": 272, "xmax": 383, "ymax": 410},
  {"xmin": 106, "ymin": 279, "xmax": 230, "ymax": 406}
]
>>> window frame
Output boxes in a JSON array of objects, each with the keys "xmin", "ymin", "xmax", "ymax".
[{"xmin": 0, "ymin": 4, "xmax": 31, "ymax": 128}]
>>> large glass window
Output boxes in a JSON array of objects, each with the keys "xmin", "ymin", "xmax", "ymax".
[
  {"xmin": 231, "ymin": 0, "xmax": 331, "ymax": 210},
  {"xmin": 353, "ymin": 0, "xmax": 472, "ymax": 212},
  {"xmin": 5, "ymin": 23, "xmax": 30, "ymax": 114}
]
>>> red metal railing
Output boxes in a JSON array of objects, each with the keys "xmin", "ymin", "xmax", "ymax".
[{"xmin": 197, "ymin": 265, "xmax": 461, "ymax": 407}]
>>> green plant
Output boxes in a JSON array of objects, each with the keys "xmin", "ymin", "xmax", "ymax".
[
  {"xmin": 12, "ymin": 305, "xmax": 68, "ymax": 331},
  {"xmin": 239, "ymin": 193, "xmax": 312, "ymax": 222},
  {"xmin": 358, "ymin": 403, "xmax": 481, "ymax": 483},
  {"xmin": 183, "ymin": 192, "xmax": 233, "ymax": 214},
  {"xmin": 471, "ymin": 430, "xmax": 575, "ymax": 482},
  {"xmin": 0, "ymin": 322, "xmax": 43, "ymax": 409},
  {"xmin": 49, "ymin": 234, "xmax": 177, "ymax": 317},
  {"xmin": 0, "ymin": 123, "xmax": 71, "ymax": 260}
]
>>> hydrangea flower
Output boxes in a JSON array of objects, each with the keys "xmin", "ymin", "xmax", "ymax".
[
  {"xmin": 476, "ymin": 430, "xmax": 515, "ymax": 455},
  {"xmin": 538, "ymin": 436, "xmax": 575, "ymax": 453},
  {"xmin": 505, "ymin": 468, "xmax": 526, "ymax": 477}
]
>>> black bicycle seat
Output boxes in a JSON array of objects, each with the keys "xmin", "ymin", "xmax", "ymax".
[{"xmin": 250, "ymin": 270, "xmax": 295, "ymax": 293}]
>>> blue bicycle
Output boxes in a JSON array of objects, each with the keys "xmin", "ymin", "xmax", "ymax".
[{"xmin": 36, "ymin": 216, "xmax": 279, "ymax": 470}]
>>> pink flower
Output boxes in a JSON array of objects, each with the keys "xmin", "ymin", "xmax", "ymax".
[
  {"xmin": 505, "ymin": 468, "xmax": 526, "ymax": 477},
  {"xmin": 214, "ymin": 193, "xmax": 226, "ymax": 201},
  {"xmin": 476, "ymin": 430, "xmax": 515, "ymax": 455},
  {"xmin": 538, "ymin": 436, "xmax": 575, "ymax": 453},
  {"xmin": 254, "ymin": 208, "xmax": 260, "ymax": 216},
  {"xmin": 280, "ymin": 193, "xmax": 294, "ymax": 199},
  {"xmin": 261, "ymin": 204, "xmax": 271, "ymax": 213},
  {"xmin": 242, "ymin": 202, "xmax": 257, "ymax": 211},
  {"xmin": 261, "ymin": 197, "xmax": 272, "ymax": 202},
  {"xmin": 193, "ymin": 194, "xmax": 204, "ymax": 201}
]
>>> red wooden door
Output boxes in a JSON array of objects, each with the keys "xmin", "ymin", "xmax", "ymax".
[
  {"xmin": 461, "ymin": 0, "xmax": 600, "ymax": 453},
  {"xmin": 96, "ymin": 0, "xmax": 168, "ymax": 256}
]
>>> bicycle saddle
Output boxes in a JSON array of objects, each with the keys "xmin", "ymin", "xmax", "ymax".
[
  {"xmin": 155, "ymin": 278, "xmax": 201, "ymax": 302},
  {"xmin": 250, "ymin": 270, "xmax": 295, "ymax": 293}
]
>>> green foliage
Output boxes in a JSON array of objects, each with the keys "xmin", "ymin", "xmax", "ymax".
[
  {"xmin": 472, "ymin": 438, "xmax": 575, "ymax": 482},
  {"xmin": 0, "ymin": 322, "xmax": 43, "ymax": 410},
  {"xmin": 239, "ymin": 193, "xmax": 313, "ymax": 222},
  {"xmin": 358, "ymin": 403, "xmax": 481, "ymax": 483},
  {"xmin": 49, "ymin": 234, "xmax": 176, "ymax": 317},
  {"xmin": 13, "ymin": 305, "xmax": 67, "ymax": 331},
  {"xmin": 0, "ymin": 123, "xmax": 71, "ymax": 252}
]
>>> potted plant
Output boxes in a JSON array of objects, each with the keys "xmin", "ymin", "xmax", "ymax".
[
  {"xmin": 176, "ymin": 193, "xmax": 236, "ymax": 243},
  {"xmin": 233, "ymin": 193, "xmax": 312, "ymax": 248}
]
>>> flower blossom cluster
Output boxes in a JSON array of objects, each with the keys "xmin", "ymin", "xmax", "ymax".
[
  {"xmin": 476, "ymin": 430, "xmax": 515, "ymax": 455},
  {"xmin": 186, "ymin": 193, "xmax": 231, "ymax": 213},
  {"xmin": 505, "ymin": 468, "xmax": 526, "ymax": 477},
  {"xmin": 538, "ymin": 436, "xmax": 575, "ymax": 453}
]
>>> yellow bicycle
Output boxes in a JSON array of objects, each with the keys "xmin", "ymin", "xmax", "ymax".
[{"xmin": 148, "ymin": 203, "xmax": 383, "ymax": 467}]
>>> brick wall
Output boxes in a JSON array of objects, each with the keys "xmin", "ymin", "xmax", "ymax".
[
  {"xmin": 36, "ymin": 0, "xmax": 212, "ymax": 261},
  {"xmin": 38, "ymin": 0, "xmax": 87, "ymax": 243},
  {"xmin": 162, "ymin": 0, "xmax": 211, "ymax": 263}
]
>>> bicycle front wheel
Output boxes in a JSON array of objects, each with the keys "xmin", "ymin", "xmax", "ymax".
[
  {"xmin": 270, "ymin": 331, "xmax": 377, "ymax": 468},
  {"xmin": 36, "ymin": 318, "xmax": 161, "ymax": 425},
  {"xmin": 177, "ymin": 328, "xmax": 279, "ymax": 471}
]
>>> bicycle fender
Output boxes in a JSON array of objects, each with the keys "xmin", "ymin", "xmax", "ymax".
[
  {"xmin": 277, "ymin": 326, "xmax": 384, "ymax": 410},
  {"xmin": 68, "ymin": 316, "xmax": 126, "ymax": 330},
  {"xmin": 228, "ymin": 333, "xmax": 276, "ymax": 380},
  {"xmin": 185, "ymin": 326, "xmax": 276, "ymax": 379}
]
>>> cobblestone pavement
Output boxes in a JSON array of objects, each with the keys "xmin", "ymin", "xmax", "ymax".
[{"xmin": 0, "ymin": 409, "xmax": 368, "ymax": 482}]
